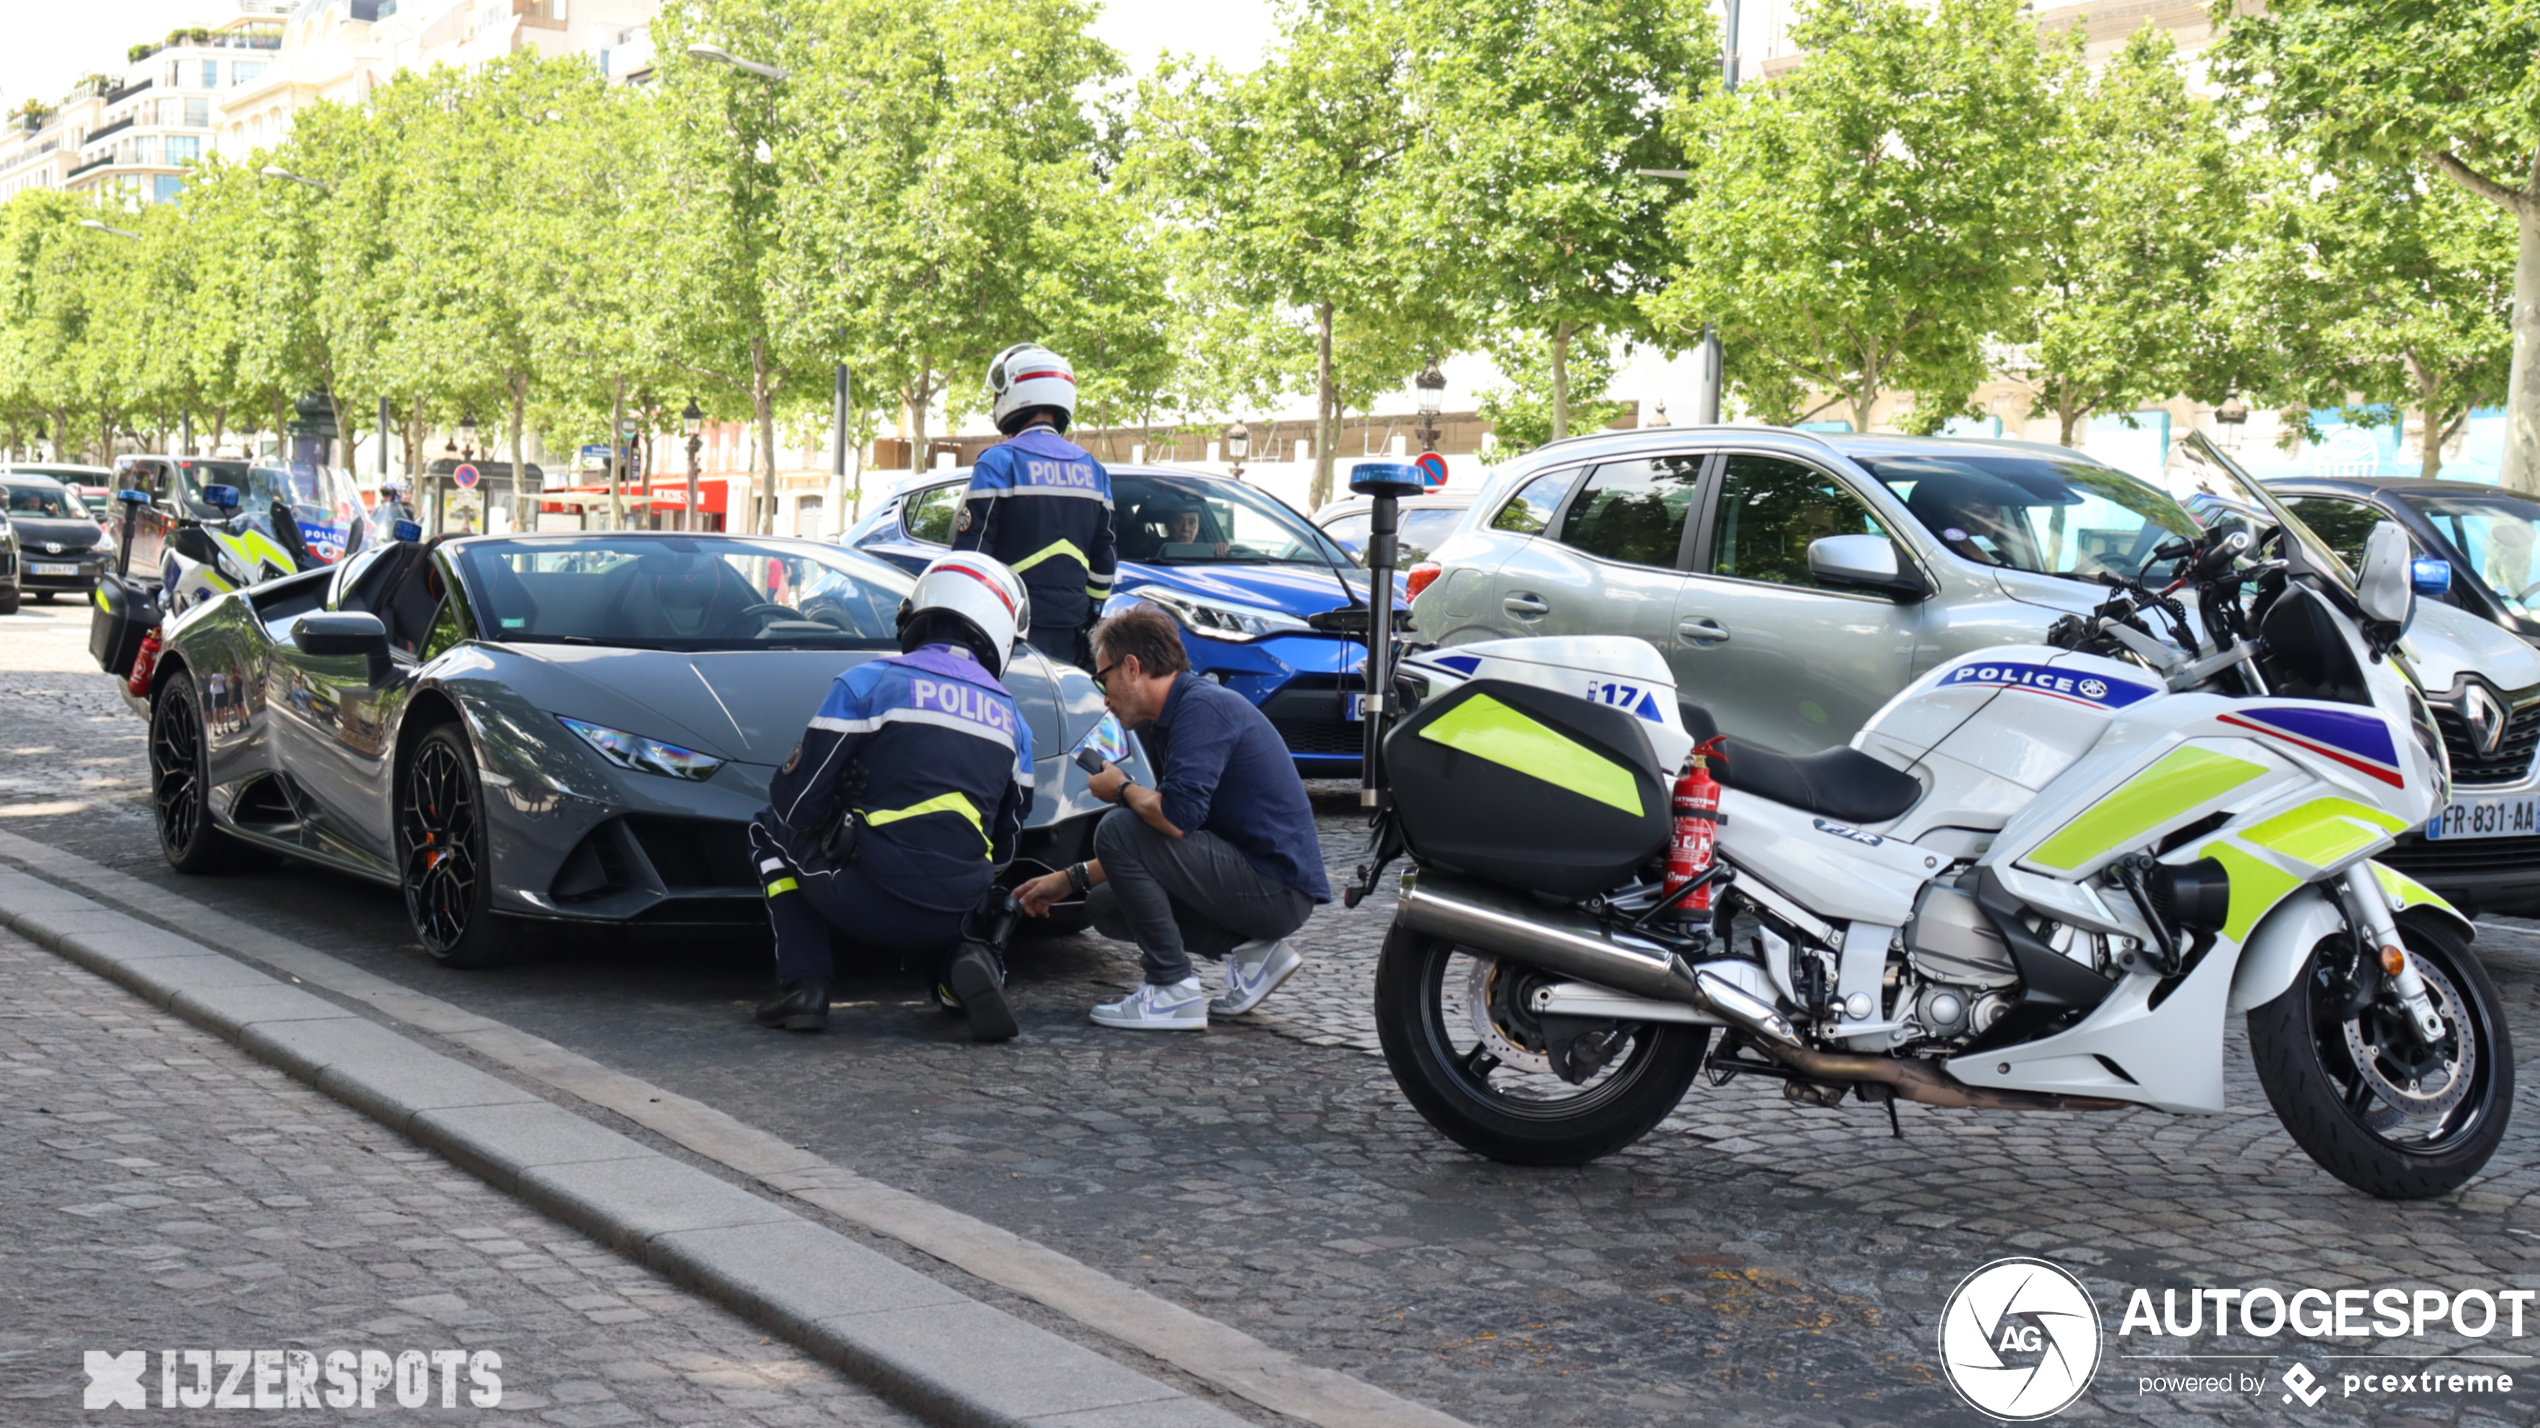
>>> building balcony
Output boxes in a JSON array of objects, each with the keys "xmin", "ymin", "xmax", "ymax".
[
  {"xmin": 66, "ymin": 155, "xmax": 110, "ymax": 178},
  {"xmin": 103, "ymin": 78, "xmax": 152, "ymax": 108},
  {"xmin": 88, "ymin": 115, "xmax": 134, "ymax": 143}
]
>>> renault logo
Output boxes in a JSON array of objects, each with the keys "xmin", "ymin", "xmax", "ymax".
[{"xmin": 2461, "ymin": 683, "xmax": 2508, "ymax": 758}]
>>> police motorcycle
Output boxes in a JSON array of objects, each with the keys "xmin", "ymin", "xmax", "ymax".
[
  {"xmin": 1339, "ymin": 447, "xmax": 2507, "ymax": 1201},
  {"xmin": 89, "ymin": 465, "xmax": 378, "ymax": 694}
]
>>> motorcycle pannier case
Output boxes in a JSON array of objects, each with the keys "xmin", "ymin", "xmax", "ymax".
[
  {"xmin": 89, "ymin": 574, "xmax": 161, "ymax": 680},
  {"xmin": 1382, "ymin": 677, "xmax": 1670, "ymax": 899}
]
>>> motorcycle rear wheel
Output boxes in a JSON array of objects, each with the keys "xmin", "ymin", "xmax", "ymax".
[
  {"xmin": 2248, "ymin": 914, "xmax": 2511, "ymax": 1200},
  {"xmin": 1374, "ymin": 922, "xmax": 1709, "ymax": 1166}
]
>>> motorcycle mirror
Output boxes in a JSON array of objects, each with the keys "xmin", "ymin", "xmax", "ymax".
[
  {"xmin": 392, "ymin": 519, "xmax": 422, "ymax": 543},
  {"xmin": 116, "ymin": 488, "xmax": 151, "ymax": 505},
  {"xmin": 2356, "ymin": 521, "xmax": 2416, "ymax": 644},
  {"xmin": 2411, "ymin": 556, "xmax": 2452, "ymax": 599}
]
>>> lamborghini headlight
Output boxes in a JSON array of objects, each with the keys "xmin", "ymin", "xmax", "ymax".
[
  {"xmin": 1139, "ymin": 588, "xmax": 1309, "ymax": 640},
  {"xmin": 1072, "ymin": 710, "xmax": 1132, "ymax": 765},
  {"xmin": 558, "ymin": 715, "xmax": 726, "ymax": 782}
]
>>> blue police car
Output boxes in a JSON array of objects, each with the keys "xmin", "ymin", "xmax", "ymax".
[{"xmin": 845, "ymin": 466, "xmax": 1389, "ymax": 775}]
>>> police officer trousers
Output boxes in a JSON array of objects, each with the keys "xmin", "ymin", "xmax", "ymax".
[
  {"xmin": 1026, "ymin": 623, "xmax": 1092, "ymax": 670},
  {"xmin": 748, "ymin": 820, "xmax": 967, "ymax": 983}
]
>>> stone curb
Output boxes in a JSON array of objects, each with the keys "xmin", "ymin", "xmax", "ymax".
[{"xmin": 0, "ymin": 864, "xmax": 1248, "ymax": 1428}]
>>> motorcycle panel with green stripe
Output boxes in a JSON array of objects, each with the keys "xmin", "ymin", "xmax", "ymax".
[
  {"xmin": 160, "ymin": 516, "xmax": 302, "ymax": 615},
  {"xmin": 761, "ymin": 643, "xmax": 1036, "ymax": 913},
  {"xmin": 950, "ymin": 427, "xmax": 1116, "ymax": 632}
]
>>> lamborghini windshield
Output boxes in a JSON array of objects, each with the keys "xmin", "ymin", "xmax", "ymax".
[
  {"xmin": 451, "ymin": 536, "xmax": 910, "ymax": 650},
  {"xmin": 1852, "ymin": 451, "xmax": 2198, "ymax": 580}
]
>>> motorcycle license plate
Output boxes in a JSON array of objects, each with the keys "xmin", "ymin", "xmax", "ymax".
[
  {"xmin": 2428, "ymin": 797, "xmax": 2540, "ymax": 840},
  {"xmin": 31, "ymin": 563, "xmax": 79, "ymax": 576},
  {"xmin": 1345, "ymin": 693, "xmax": 1365, "ymax": 722}
]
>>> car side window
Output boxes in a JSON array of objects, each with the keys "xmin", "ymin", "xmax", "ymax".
[
  {"xmin": 1491, "ymin": 471, "xmax": 1578, "ymax": 536},
  {"xmin": 419, "ymin": 597, "xmax": 467, "ymax": 662},
  {"xmin": 1555, "ymin": 457, "xmax": 1705, "ymax": 568},
  {"xmin": 2284, "ymin": 497, "xmax": 2385, "ymax": 572},
  {"xmin": 903, "ymin": 484, "xmax": 963, "ymax": 545},
  {"xmin": 1709, "ymin": 454, "xmax": 1898, "ymax": 590}
]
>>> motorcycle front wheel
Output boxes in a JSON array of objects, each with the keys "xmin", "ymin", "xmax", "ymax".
[
  {"xmin": 1373, "ymin": 923, "xmax": 1709, "ymax": 1166},
  {"xmin": 2248, "ymin": 914, "xmax": 2512, "ymax": 1200}
]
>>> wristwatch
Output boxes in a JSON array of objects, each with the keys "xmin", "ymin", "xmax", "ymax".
[{"xmin": 1066, "ymin": 862, "xmax": 1092, "ymax": 897}]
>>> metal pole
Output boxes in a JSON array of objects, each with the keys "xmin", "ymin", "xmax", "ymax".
[
  {"xmin": 830, "ymin": 363, "xmax": 849, "ymax": 538},
  {"xmin": 377, "ymin": 396, "xmax": 390, "ymax": 477},
  {"xmin": 1690, "ymin": 0, "xmax": 1741, "ymax": 428},
  {"xmin": 181, "ymin": 410, "xmax": 192, "ymax": 456},
  {"xmin": 686, "ymin": 434, "xmax": 702, "ymax": 533}
]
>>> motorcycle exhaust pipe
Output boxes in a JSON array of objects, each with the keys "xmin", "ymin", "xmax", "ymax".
[
  {"xmin": 1395, "ymin": 871, "xmax": 1798, "ymax": 1045},
  {"xmin": 1396, "ymin": 871, "xmax": 2121, "ymax": 1113}
]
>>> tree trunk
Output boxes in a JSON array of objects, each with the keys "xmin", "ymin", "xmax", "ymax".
[
  {"xmin": 2503, "ymin": 202, "xmax": 2540, "ymax": 494},
  {"xmin": 608, "ymin": 374, "xmax": 626, "ymax": 531},
  {"xmin": 1310, "ymin": 302, "xmax": 1337, "ymax": 511},
  {"xmin": 1850, "ymin": 390, "xmax": 1877, "ymax": 437},
  {"xmin": 1550, "ymin": 321, "xmax": 1574, "ymax": 443},
  {"xmin": 509, "ymin": 373, "xmax": 529, "ymax": 535},
  {"xmin": 2059, "ymin": 394, "xmax": 2081, "ymax": 448},
  {"xmin": 405, "ymin": 397, "xmax": 424, "ymax": 494},
  {"xmin": 754, "ymin": 349, "xmax": 779, "ymax": 537}
]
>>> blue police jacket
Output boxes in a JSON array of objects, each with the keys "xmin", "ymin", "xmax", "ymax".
[
  {"xmin": 950, "ymin": 426, "xmax": 1117, "ymax": 631},
  {"xmin": 764, "ymin": 644, "xmax": 1036, "ymax": 911}
]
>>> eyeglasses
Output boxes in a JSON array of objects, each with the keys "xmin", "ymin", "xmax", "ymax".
[{"xmin": 1092, "ymin": 660, "xmax": 1122, "ymax": 690}]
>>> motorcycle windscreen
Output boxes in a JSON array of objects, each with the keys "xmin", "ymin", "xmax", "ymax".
[{"xmin": 1383, "ymin": 677, "xmax": 1671, "ymax": 899}]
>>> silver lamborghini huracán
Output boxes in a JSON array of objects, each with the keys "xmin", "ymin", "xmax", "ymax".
[{"xmin": 123, "ymin": 532, "xmax": 1145, "ymax": 965}]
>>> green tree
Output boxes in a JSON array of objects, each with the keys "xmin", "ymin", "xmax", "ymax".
[
  {"xmin": 1475, "ymin": 326, "xmax": 1624, "ymax": 459},
  {"xmin": 1404, "ymin": 0, "xmax": 1710, "ymax": 441},
  {"xmin": 2213, "ymin": 0, "xmax": 2540, "ymax": 492},
  {"xmin": 1646, "ymin": 0, "xmax": 2055, "ymax": 433},
  {"xmin": 2002, "ymin": 25, "xmax": 2244, "ymax": 446}
]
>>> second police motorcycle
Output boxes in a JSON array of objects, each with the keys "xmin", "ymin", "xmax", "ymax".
[{"xmin": 1340, "ymin": 437, "xmax": 2507, "ymax": 1200}]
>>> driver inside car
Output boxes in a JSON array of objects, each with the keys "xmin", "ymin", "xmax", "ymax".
[{"xmin": 1167, "ymin": 507, "xmax": 1230, "ymax": 558}]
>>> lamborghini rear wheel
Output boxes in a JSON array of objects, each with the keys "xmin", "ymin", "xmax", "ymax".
[
  {"xmin": 398, "ymin": 723, "xmax": 516, "ymax": 968},
  {"xmin": 149, "ymin": 674, "xmax": 248, "ymax": 874}
]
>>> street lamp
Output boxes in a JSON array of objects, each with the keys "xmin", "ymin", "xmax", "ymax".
[
  {"xmin": 458, "ymin": 410, "xmax": 479, "ymax": 458},
  {"xmin": 259, "ymin": 165, "xmax": 330, "ymax": 194},
  {"xmin": 2215, "ymin": 394, "xmax": 2249, "ymax": 451},
  {"xmin": 80, "ymin": 218, "xmax": 140, "ymax": 239},
  {"xmin": 1413, "ymin": 363, "xmax": 1446, "ymax": 455},
  {"xmin": 681, "ymin": 398, "xmax": 704, "ymax": 532},
  {"xmin": 1650, "ymin": 399, "xmax": 1671, "ymax": 428},
  {"xmin": 687, "ymin": 43, "xmax": 791, "ymax": 82},
  {"xmin": 1224, "ymin": 420, "xmax": 1250, "ymax": 480}
]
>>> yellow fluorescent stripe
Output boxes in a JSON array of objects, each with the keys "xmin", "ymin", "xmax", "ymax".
[
  {"xmin": 1008, "ymin": 538, "xmax": 1088, "ymax": 573},
  {"xmin": 2028, "ymin": 746, "xmax": 2267, "ymax": 871},
  {"xmin": 1416, "ymin": 693, "xmax": 1643, "ymax": 817},
  {"xmin": 2201, "ymin": 841, "xmax": 2304, "ymax": 945},
  {"xmin": 2241, "ymin": 797, "xmax": 2404, "ymax": 869},
  {"xmin": 764, "ymin": 877, "xmax": 799, "ymax": 897},
  {"xmin": 861, "ymin": 792, "xmax": 988, "ymax": 853}
]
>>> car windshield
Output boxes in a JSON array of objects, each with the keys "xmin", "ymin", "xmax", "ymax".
[
  {"xmin": 2402, "ymin": 490, "xmax": 2540, "ymax": 620},
  {"xmin": 2, "ymin": 482, "xmax": 85, "ymax": 519},
  {"xmin": 1115, "ymin": 474, "xmax": 1351, "ymax": 565},
  {"xmin": 1853, "ymin": 450, "xmax": 2198, "ymax": 579},
  {"xmin": 1323, "ymin": 507, "xmax": 1467, "ymax": 566},
  {"xmin": 451, "ymin": 536, "xmax": 911, "ymax": 651}
]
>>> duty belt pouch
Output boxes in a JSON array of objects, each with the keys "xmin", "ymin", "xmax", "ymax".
[{"xmin": 817, "ymin": 759, "xmax": 869, "ymax": 863}]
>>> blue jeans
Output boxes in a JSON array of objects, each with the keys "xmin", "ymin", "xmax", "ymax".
[{"xmin": 1084, "ymin": 807, "xmax": 1314, "ymax": 986}]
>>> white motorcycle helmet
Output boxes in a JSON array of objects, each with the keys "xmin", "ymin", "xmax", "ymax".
[
  {"xmin": 900, "ymin": 551, "xmax": 1031, "ymax": 676},
  {"xmin": 986, "ymin": 342, "xmax": 1076, "ymax": 435}
]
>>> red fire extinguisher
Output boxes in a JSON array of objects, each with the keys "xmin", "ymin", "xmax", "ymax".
[
  {"xmin": 126, "ymin": 628, "xmax": 162, "ymax": 700},
  {"xmin": 1665, "ymin": 736, "xmax": 1726, "ymax": 915}
]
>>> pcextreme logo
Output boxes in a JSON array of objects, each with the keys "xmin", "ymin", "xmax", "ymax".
[{"xmin": 1939, "ymin": 1257, "xmax": 2104, "ymax": 1420}]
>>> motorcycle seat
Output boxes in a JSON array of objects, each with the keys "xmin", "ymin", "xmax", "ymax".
[{"xmin": 1679, "ymin": 701, "xmax": 1922, "ymax": 824}]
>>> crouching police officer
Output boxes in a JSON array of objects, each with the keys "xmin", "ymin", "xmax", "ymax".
[{"xmin": 751, "ymin": 552, "xmax": 1037, "ymax": 1041}]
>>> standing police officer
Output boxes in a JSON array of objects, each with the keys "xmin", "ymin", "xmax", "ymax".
[
  {"xmin": 751, "ymin": 552, "xmax": 1037, "ymax": 1041},
  {"xmin": 951, "ymin": 343, "xmax": 1115, "ymax": 667}
]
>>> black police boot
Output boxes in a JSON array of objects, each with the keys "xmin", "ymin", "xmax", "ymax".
[
  {"xmin": 943, "ymin": 947, "xmax": 1016, "ymax": 1043},
  {"xmin": 755, "ymin": 977, "xmax": 831, "ymax": 1033}
]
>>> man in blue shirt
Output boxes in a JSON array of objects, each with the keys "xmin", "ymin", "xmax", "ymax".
[
  {"xmin": 1014, "ymin": 603, "xmax": 1327, "ymax": 1029},
  {"xmin": 951, "ymin": 342, "xmax": 1116, "ymax": 667}
]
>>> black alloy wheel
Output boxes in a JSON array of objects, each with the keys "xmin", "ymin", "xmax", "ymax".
[
  {"xmin": 1373, "ymin": 922, "xmax": 1709, "ymax": 1166},
  {"xmin": 148, "ymin": 674, "xmax": 243, "ymax": 873},
  {"xmin": 398, "ymin": 723, "xmax": 514, "ymax": 968},
  {"xmin": 2250, "ymin": 914, "xmax": 2512, "ymax": 1199}
]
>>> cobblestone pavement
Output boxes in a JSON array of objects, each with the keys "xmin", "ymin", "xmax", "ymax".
[
  {"xmin": 11, "ymin": 599, "xmax": 2540, "ymax": 1426},
  {"xmin": 0, "ymin": 925, "xmax": 922, "ymax": 1426}
]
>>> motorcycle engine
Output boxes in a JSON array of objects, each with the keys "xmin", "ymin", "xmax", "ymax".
[{"xmin": 1892, "ymin": 878, "xmax": 2115, "ymax": 1049}]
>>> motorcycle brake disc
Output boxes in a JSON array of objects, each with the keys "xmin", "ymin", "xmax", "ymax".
[
  {"xmin": 1464, "ymin": 955, "xmax": 1554, "ymax": 1076},
  {"xmin": 2343, "ymin": 957, "xmax": 2474, "ymax": 1124}
]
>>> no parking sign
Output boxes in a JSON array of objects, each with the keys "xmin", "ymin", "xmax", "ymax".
[
  {"xmin": 452, "ymin": 463, "xmax": 480, "ymax": 490},
  {"xmin": 1413, "ymin": 452, "xmax": 1448, "ymax": 488}
]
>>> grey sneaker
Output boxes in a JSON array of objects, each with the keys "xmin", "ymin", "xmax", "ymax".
[
  {"xmin": 1210, "ymin": 939, "xmax": 1302, "ymax": 1016},
  {"xmin": 1090, "ymin": 976, "xmax": 1208, "ymax": 1030}
]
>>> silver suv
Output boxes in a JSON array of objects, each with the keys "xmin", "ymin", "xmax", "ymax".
[{"xmin": 1413, "ymin": 429, "xmax": 2213, "ymax": 752}]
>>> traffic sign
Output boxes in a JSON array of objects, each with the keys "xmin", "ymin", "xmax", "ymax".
[
  {"xmin": 453, "ymin": 463, "xmax": 480, "ymax": 489},
  {"xmin": 1414, "ymin": 451, "xmax": 1449, "ymax": 488}
]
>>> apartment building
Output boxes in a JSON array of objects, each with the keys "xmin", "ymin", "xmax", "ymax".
[{"xmin": 0, "ymin": 4, "xmax": 287, "ymax": 204}]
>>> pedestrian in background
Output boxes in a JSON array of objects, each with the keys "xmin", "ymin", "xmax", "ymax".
[
  {"xmin": 1014, "ymin": 602, "xmax": 1324, "ymax": 1028},
  {"xmin": 951, "ymin": 342, "xmax": 1116, "ymax": 668}
]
